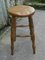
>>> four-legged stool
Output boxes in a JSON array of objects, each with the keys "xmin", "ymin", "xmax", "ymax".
[{"xmin": 8, "ymin": 5, "xmax": 36, "ymax": 55}]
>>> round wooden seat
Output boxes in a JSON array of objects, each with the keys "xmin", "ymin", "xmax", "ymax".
[{"xmin": 8, "ymin": 5, "xmax": 35, "ymax": 17}]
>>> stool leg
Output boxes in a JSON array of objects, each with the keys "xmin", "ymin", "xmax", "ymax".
[
  {"xmin": 11, "ymin": 16, "xmax": 16, "ymax": 55},
  {"xmin": 28, "ymin": 16, "xmax": 35, "ymax": 54}
]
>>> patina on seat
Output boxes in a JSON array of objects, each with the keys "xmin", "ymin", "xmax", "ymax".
[{"xmin": 8, "ymin": 5, "xmax": 35, "ymax": 17}]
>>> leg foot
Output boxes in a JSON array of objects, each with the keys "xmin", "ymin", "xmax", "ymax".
[{"xmin": 11, "ymin": 47, "xmax": 14, "ymax": 55}]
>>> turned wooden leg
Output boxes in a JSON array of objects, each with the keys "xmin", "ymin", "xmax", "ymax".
[
  {"xmin": 28, "ymin": 16, "xmax": 35, "ymax": 54},
  {"xmin": 11, "ymin": 16, "xmax": 16, "ymax": 55}
]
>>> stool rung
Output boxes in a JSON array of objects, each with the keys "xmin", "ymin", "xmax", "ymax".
[
  {"xmin": 16, "ymin": 35, "xmax": 30, "ymax": 37},
  {"xmin": 16, "ymin": 25, "xmax": 29, "ymax": 27}
]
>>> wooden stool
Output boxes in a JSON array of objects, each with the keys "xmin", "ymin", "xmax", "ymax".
[{"xmin": 8, "ymin": 5, "xmax": 35, "ymax": 55}]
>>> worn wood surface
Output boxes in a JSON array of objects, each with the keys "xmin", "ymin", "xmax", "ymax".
[
  {"xmin": 11, "ymin": 16, "xmax": 16, "ymax": 55},
  {"xmin": 28, "ymin": 16, "xmax": 35, "ymax": 54},
  {"xmin": 8, "ymin": 5, "xmax": 35, "ymax": 17}
]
